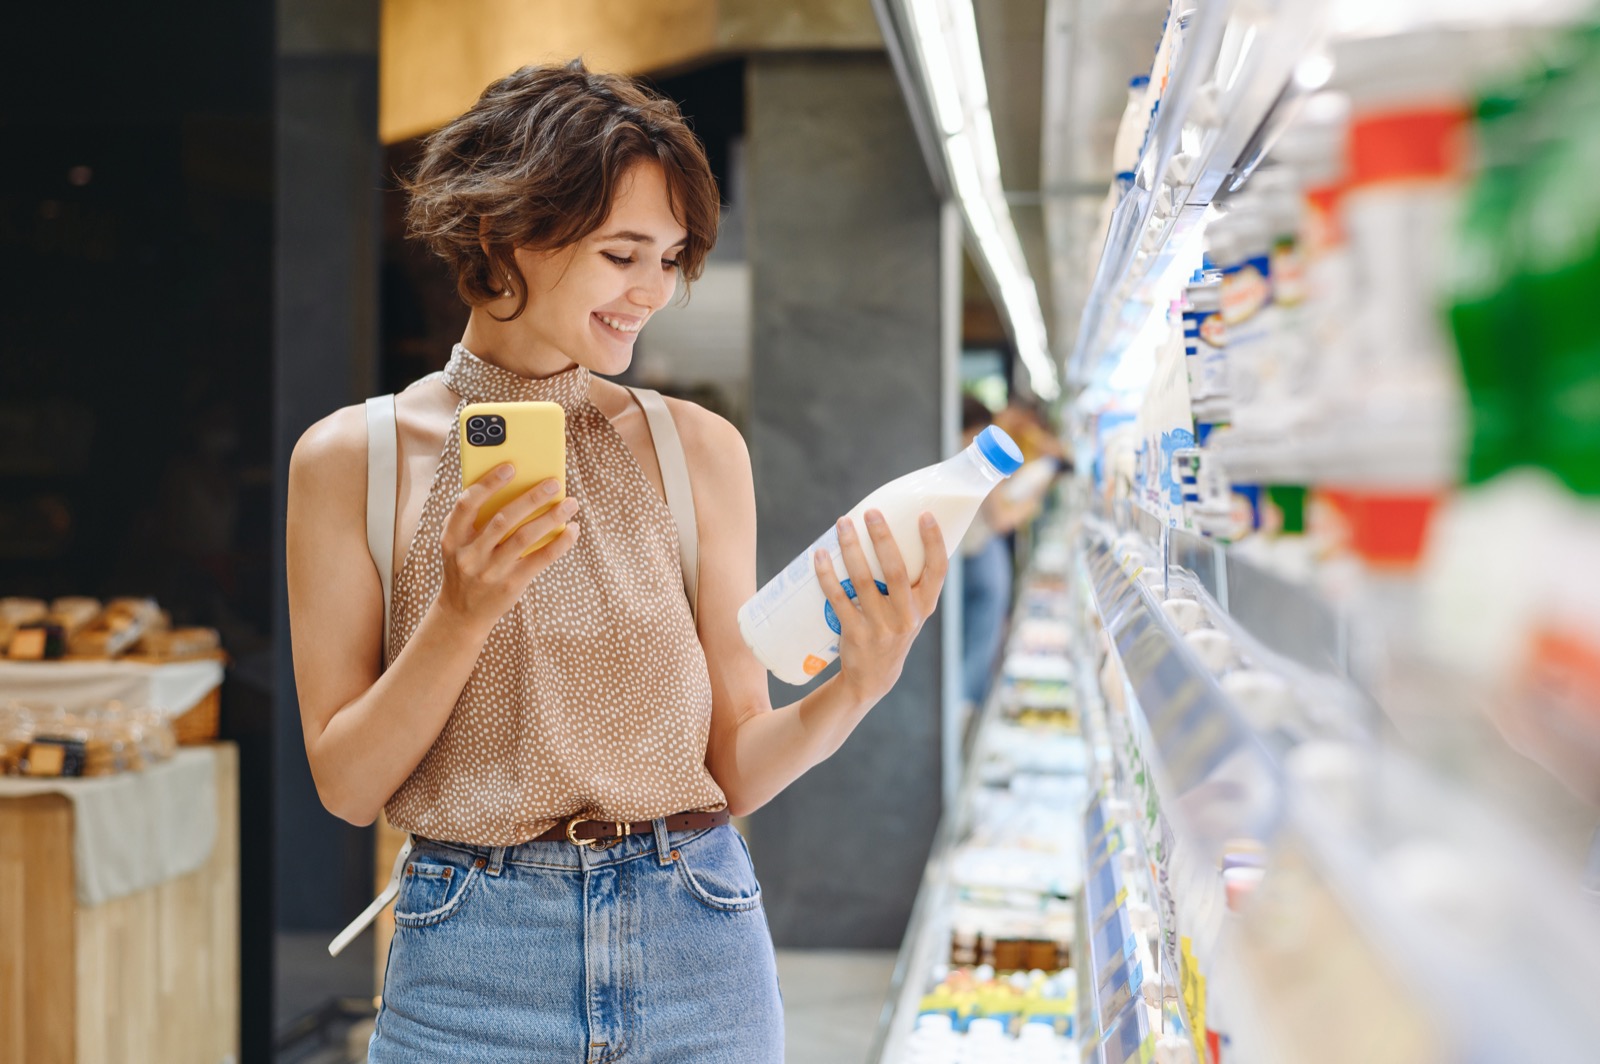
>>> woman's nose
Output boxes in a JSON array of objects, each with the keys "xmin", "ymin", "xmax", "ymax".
[{"xmin": 632, "ymin": 265, "xmax": 676, "ymax": 310}]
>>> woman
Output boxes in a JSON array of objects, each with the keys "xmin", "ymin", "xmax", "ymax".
[
  {"xmin": 959, "ymin": 396, "xmax": 1048, "ymax": 709},
  {"xmin": 285, "ymin": 60, "xmax": 947, "ymax": 1062}
]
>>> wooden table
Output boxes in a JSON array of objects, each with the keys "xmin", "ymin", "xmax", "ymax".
[{"xmin": 0, "ymin": 742, "xmax": 239, "ymax": 1064}]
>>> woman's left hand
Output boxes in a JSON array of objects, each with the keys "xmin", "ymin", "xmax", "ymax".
[{"xmin": 814, "ymin": 509, "xmax": 948, "ymax": 704}]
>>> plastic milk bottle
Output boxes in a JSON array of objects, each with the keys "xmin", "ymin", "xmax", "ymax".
[{"xmin": 739, "ymin": 426, "xmax": 1024, "ymax": 684}]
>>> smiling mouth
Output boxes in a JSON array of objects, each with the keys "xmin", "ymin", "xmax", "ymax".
[{"xmin": 594, "ymin": 312, "xmax": 643, "ymax": 338}]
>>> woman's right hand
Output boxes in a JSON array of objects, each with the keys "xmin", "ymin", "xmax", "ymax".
[{"xmin": 436, "ymin": 465, "xmax": 580, "ymax": 632}]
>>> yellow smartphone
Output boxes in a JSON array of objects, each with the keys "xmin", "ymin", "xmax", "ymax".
[{"xmin": 459, "ymin": 401, "xmax": 567, "ymax": 555}]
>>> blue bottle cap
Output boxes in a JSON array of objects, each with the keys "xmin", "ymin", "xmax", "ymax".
[
  {"xmin": 976, "ymin": 426, "xmax": 1024, "ymax": 476},
  {"xmin": 1131, "ymin": 75, "xmax": 1150, "ymax": 88}
]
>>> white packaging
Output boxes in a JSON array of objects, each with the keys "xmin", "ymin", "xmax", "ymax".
[
  {"xmin": 1184, "ymin": 628, "xmax": 1237, "ymax": 674},
  {"xmin": 1136, "ymin": 310, "xmax": 1196, "ymax": 528},
  {"xmin": 1215, "ymin": 209, "xmax": 1281, "ymax": 434},
  {"xmin": 1219, "ymin": 668, "xmax": 1295, "ymax": 731},
  {"xmin": 1161, "ymin": 597, "xmax": 1207, "ymax": 633},
  {"xmin": 739, "ymin": 427, "xmax": 1023, "ymax": 685},
  {"xmin": 1113, "ymin": 76, "xmax": 1152, "ymax": 175}
]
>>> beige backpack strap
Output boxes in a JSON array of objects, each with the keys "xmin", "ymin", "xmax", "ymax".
[
  {"xmin": 364, "ymin": 394, "xmax": 398, "ymax": 661},
  {"xmin": 629, "ymin": 387, "xmax": 699, "ymax": 620}
]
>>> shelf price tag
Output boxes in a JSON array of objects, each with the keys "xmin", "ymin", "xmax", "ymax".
[
  {"xmin": 1180, "ymin": 935, "xmax": 1207, "ymax": 1064},
  {"xmin": 1103, "ymin": 998, "xmax": 1156, "ymax": 1064},
  {"xmin": 1088, "ymin": 854, "xmax": 1122, "ymax": 918},
  {"xmin": 1086, "ymin": 796, "xmax": 1109, "ymax": 842},
  {"xmin": 1093, "ymin": 909, "xmax": 1136, "ymax": 969},
  {"xmin": 1098, "ymin": 955, "xmax": 1144, "ymax": 1029},
  {"xmin": 1094, "ymin": 886, "xmax": 1130, "ymax": 932}
]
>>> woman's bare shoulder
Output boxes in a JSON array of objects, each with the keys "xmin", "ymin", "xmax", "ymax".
[
  {"xmin": 661, "ymin": 396, "xmax": 750, "ymax": 480},
  {"xmin": 290, "ymin": 404, "xmax": 368, "ymax": 494}
]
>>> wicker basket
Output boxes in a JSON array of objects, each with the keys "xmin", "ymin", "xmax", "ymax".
[{"xmin": 173, "ymin": 686, "xmax": 221, "ymax": 745}]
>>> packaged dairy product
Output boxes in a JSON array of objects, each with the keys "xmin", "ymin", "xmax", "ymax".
[
  {"xmin": 1215, "ymin": 210, "xmax": 1277, "ymax": 431},
  {"xmin": 1182, "ymin": 271, "xmax": 1227, "ymax": 424},
  {"xmin": 1113, "ymin": 76, "xmax": 1153, "ymax": 175},
  {"xmin": 739, "ymin": 427, "xmax": 1023, "ymax": 685}
]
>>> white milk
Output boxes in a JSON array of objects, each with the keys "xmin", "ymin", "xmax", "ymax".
[{"xmin": 739, "ymin": 426, "xmax": 1023, "ymax": 685}]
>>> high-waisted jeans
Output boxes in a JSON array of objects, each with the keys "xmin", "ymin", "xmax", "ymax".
[{"xmin": 368, "ymin": 821, "xmax": 784, "ymax": 1063}]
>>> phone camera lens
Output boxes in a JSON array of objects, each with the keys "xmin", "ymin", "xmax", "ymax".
[
  {"xmin": 468, "ymin": 432, "xmax": 487, "ymax": 446},
  {"xmin": 486, "ymin": 422, "xmax": 504, "ymax": 439},
  {"xmin": 467, "ymin": 416, "xmax": 486, "ymax": 432}
]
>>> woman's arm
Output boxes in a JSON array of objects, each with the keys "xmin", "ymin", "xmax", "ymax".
[
  {"xmin": 675, "ymin": 404, "xmax": 947, "ymax": 816},
  {"xmin": 286, "ymin": 406, "xmax": 578, "ymax": 825}
]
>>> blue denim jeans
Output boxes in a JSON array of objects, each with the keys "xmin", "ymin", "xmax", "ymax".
[
  {"xmin": 369, "ymin": 822, "xmax": 784, "ymax": 1063},
  {"xmin": 962, "ymin": 535, "xmax": 1013, "ymax": 706}
]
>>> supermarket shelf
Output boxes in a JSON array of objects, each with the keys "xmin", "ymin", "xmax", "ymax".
[
  {"xmin": 1084, "ymin": 519, "xmax": 1600, "ymax": 1061},
  {"xmin": 871, "ymin": 697, "xmax": 991, "ymax": 1064},
  {"xmin": 1203, "ymin": 422, "xmax": 1459, "ymax": 490},
  {"xmin": 871, "ymin": 839, "xmax": 959, "ymax": 1063},
  {"xmin": 1076, "ymin": 788, "xmax": 1178, "ymax": 1064},
  {"xmin": 1167, "ymin": 528, "xmax": 1349, "ymax": 679},
  {"xmin": 1080, "ymin": 528, "xmax": 1283, "ymax": 862},
  {"xmin": 1258, "ymin": 752, "xmax": 1600, "ymax": 1063},
  {"xmin": 876, "ymin": 531, "xmax": 1088, "ymax": 1062},
  {"xmin": 871, "ymin": 697, "xmax": 1084, "ymax": 1062},
  {"xmin": 1069, "ymin": 0, "xmax": 1326, "ymax": 386}
]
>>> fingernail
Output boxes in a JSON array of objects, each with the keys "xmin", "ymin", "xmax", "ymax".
[
  {"xmin": 865, "ymin": 510, "xmax": 884, "ymax": 525},
  {"xmin": 542, "ymin": 480, "xmax": 560, "ymax": 496},
  {"xmin": 920, "ymin": 513, "xmax": 936, "ymax": 529},
  {"xmin": 836, "ymin": 518, "xmax": 851, "ymax": 536},
  {"xmin": 814, "ymin": 549, "xmax": 828, "ymax": 566},
  {"xmin": 560, "ymin": 499, "xmax": 578, "ymax": 516},
  {"xmin": 497, "ymin": 464, "xmax": 515, "ymax": 480}
]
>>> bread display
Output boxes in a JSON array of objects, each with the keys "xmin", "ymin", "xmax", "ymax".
[
  {"xmin": 0, "ymin": 702, "xmax": 178, "ymax": 778},
  {"xmin": 47, "ymin": 596, "xmax": 102, "ymax": 635},
  {"xmin": 134, "ymin": 626, "xmax": 221, "ymax": 660},
  {"xmin": 66, "ymin": 598, "xmax": 162, "ymax": 658}
]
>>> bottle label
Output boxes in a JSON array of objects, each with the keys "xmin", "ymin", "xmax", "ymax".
[
  {"xmin": 1221, "ymin": 254, "xmax": 1275, "ymax": 411},
  {"xmin": 745, "ymin": 526, "xmax": 839, "ymax": 628},
  {"xmin": 1182, "ymin": 303, "xmax": 1226, "ymax": 399},
  {"xmin": 1271, "ymin": 236, "xmax": 1307, "ymax": 306},
  {"xmin": 1221, "ymin": 256, "xmax": 1271, "ymax": 327},
  {"xmin": 822, "ymin": 578, "xmax": 888, "ymax": 634}
]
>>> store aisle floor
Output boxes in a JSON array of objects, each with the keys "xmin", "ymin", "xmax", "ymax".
[
  {"xmin": 274, "ymin": 935, "xmax": 896, "ymax": 1062},
  {"xmin": 776, "ymin": 948, "xmax": 898, "ymax": 1063}
]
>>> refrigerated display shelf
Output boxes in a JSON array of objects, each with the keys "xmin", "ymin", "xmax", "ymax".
[
  {"xmin": 872, "ymin": 542, "xmax": 1088, "ymax": 1063},
  {"xmin": 1070, "ymin": 0, "xmax": 1325, "ymax": 386},
  {"xmin": 1078, "ymin": 513, "xmax": 1600, "ymax": 1063}
]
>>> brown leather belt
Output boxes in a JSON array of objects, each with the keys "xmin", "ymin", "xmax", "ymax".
[{"xmin": 532, "ymin": 810, "xmax": 730, "ymax": 847}]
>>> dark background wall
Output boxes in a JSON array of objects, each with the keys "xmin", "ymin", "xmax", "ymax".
[{"xmin": 0, "ymin": 1, "xmax": 278, "ymax": 1056}]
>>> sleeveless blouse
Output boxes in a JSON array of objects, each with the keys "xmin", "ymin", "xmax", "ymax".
[{"xmin": 382, "ymin": 344, "xmax": 727, "ymax": 846}]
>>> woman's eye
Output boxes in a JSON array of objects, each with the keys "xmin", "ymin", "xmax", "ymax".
[
  {"xmin": 602, "ymin": 252, "xmax": 632, "ymax": 266},
  {"xmin": 662, "ymin": 259, "xmax": 681, "ymax": 271}
]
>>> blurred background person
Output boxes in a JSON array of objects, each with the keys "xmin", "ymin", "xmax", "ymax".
[{"xmin": 959, "ymin": 395, "xmax": 1054, "ymax": 711}]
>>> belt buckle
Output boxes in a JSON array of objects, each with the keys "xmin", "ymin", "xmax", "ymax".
[{"xmin": 565, "ymin": 817, "xmax": 629, "ymax": 850}]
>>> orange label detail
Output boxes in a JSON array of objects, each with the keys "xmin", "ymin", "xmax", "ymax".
[{"xmin": 803, "ymin": 655, "xmax": 828, "ymax": 676}]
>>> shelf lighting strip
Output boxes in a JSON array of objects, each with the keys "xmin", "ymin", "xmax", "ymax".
[{"xmin": 905, "ymin": 0, "xmax": 1060, "ymax": 400}]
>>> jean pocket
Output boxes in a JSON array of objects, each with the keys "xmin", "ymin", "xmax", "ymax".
[
  {"xmin": 674, "ymin": 828, "xmax": 763, "ymax": 913},
  {"xmin": 393, "ymin": 847, "xmax": 482, "ymax": 928}
]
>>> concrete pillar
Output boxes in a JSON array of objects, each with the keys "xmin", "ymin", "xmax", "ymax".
[
  {"xmin": 272, "ymin": 0, "xmax": 381, "ymax": 947},
  {"xmin": 745, "ymin": 53, "xmax": 953, "ymax": 948}
]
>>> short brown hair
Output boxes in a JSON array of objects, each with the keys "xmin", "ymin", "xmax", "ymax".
[{"xmin": 403, "ymin": 58, "xmax": 721, "ymax": 319}]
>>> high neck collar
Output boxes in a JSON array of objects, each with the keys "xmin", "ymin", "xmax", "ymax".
[{"xmin": 442, "ymin": 343, "xmax": 592, "ymax": 412}]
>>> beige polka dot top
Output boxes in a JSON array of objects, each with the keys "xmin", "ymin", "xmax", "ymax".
[{"xmin": 382, "ymin": 344, "xmax": 727, "ymax": 846}]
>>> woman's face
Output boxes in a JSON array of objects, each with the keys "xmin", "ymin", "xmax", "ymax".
[{"xmin": 504, "ymin": 160, "xmax": 687, "ymax": 376}]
